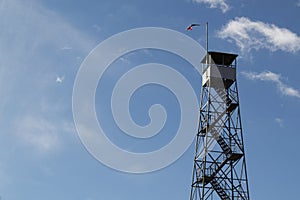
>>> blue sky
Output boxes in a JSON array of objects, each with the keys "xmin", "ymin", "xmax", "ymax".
[{"xmin": 0, "ymin": 0, "xmax": 300, "ymax": 199}]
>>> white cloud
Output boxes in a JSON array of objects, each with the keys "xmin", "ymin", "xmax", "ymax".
[
  {"xmin": 241, "ymin": 70, "xmax": 280, "ymax": 82},
  {"xmin": 277, "ymin": 82, "xmax": 300, "ymax": 98},
  {"xmin": 275, "ymin": 118, "xmax": 284, "ymax": 127},
  {"xmin": 56, "ymin": 76, "xmax": 65, "ymax": 83},
  {"xmin": 119, "ymin": 57, "xmax": 131, "ymax": 65},
  {"xmin": 297, "ymin": 0, "xmax": 300, "ymax": 7},
  {"xmin": 61, "ymin": 46, "xmax": 72, "ymax": 50},
  {"xmin": 241, "ymin": 71, "xmax": 300, "ymax": 99},
  {"xmin": 93, "ymin": 24, "xmax": 102, "ymax": 32},
  {"xmin": 218, "ymin": 17, "xmax": 300, "ymax": 53},
  {"xmin": 16, "ymin": 115, "xmax": 60, "ymax": 152},
  {"xmin": 15, "ymin": 114, "xmax": 76, "ymax": 153},
  {"xmin": 192, "ymin": 0, "xmax": 230, "ymax": 13},
  {"xmin": 0, "ymin": 0, "xmax": 96, "ymax": 107},
  {"xmin": 0, "ymin": 0, "xmax": 94, "ymax": 155},
  {"xmin": 0, "ymin": 0, "xmax": 95, "ymax": 74},
  {"xmin": 5, "ymin": 1, "xmax": 93, "ymax": 55}
]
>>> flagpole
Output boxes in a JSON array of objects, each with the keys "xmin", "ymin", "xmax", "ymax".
[
  {"xmin": 205, "ymin": 22, "xmax": 208, "ymax": 69},
  {"xmin": 202, "ymin": 21, "xmax": 209, "ymax": 200},
  {"xmin": 206, "ymin": 22, "xmax": 208, "ymax": 54}
]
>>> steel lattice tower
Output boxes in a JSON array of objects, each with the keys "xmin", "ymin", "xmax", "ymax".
[{"xmin": 189, "ymin": 52, "xmax": 250, "ymax": 200}]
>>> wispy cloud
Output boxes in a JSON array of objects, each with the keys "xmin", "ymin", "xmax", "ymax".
[
  {"xmin": 242, "ymin": 70, "xmax": 280, "ymax": 82},
  {"xmin": 275, "ymin": 118, "xmax": 284, "ymax": 127},
  {"xmin": 0, "ymin": 0, "xmax": 96, "ymax": 104},
  {"xmin": 192, "ymin": 0, "xmax": 230, "ymax": 13},
  {"xmin": 16, "ymin": 115, "xmax": 60, "ymax": 153},
  {"xmin": 218, "ymin": 17, "xmax": 300, "ymax": 53},
  {"xmin": 241, "ymin": 71, "xmax": 300, "ymax": 99},
  {"xmin": 0, "ymin": 0, "xmax": 88, "ymax": 155},
  {"xmin": 0, "ymin": 0, "xmax": 95, "ymax": 71},
  {"xmin": 297, "ymin": 0, "xmax": 300, "ymax": 7},
  {"xmin": 15, "ymin": 114, "xmax": 75, "ymax": 154},
  {"xmin": 56, "ymin": 76, "xmax": 65, "ymax": 83},
  {"xmin": 92, "ymin": 24, "xmax": 102, "ymax": 32},
  {"xmin": 61, "ymin": 46, "xmax": 72, "ymax": 50}
]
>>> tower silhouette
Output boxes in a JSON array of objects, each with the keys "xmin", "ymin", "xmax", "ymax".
[{"xmin": 189, "ymin": 51, "xmax": 250, "ymax": 200}]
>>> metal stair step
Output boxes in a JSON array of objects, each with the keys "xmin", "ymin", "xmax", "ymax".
[
  {"xmin": 211, "ymin": 129, "xmax": 232, "ymax": 156},
  {"xmin": 210, "ymin": 179, "xmax": 231, "ymax": 200}
]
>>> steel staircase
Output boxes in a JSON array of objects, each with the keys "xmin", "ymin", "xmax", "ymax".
[
  {"xmin": 210, "ymin": 179, "xmax": 230, "ymax": 200},
  {"xmin": 211, "ymin": 128, "xmax": 232, "ymax": 156},
  {"xmin": 196, "ymin": 87, "xmax": 243, "ymax": 199}
]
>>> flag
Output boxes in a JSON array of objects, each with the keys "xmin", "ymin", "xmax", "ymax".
[{"xmin": 186, "ymin": 24, "xmax": 200, "ymax": 31}]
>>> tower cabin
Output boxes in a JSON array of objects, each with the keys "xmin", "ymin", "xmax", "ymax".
[{"xmin": 201, "ymin": 51, "xmax": 237, "ymax": 89}]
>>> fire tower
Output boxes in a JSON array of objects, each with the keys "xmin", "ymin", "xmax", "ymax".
[{"xmin": 189, "ymin": 51, "xmax": 250, "ymax": 200}]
